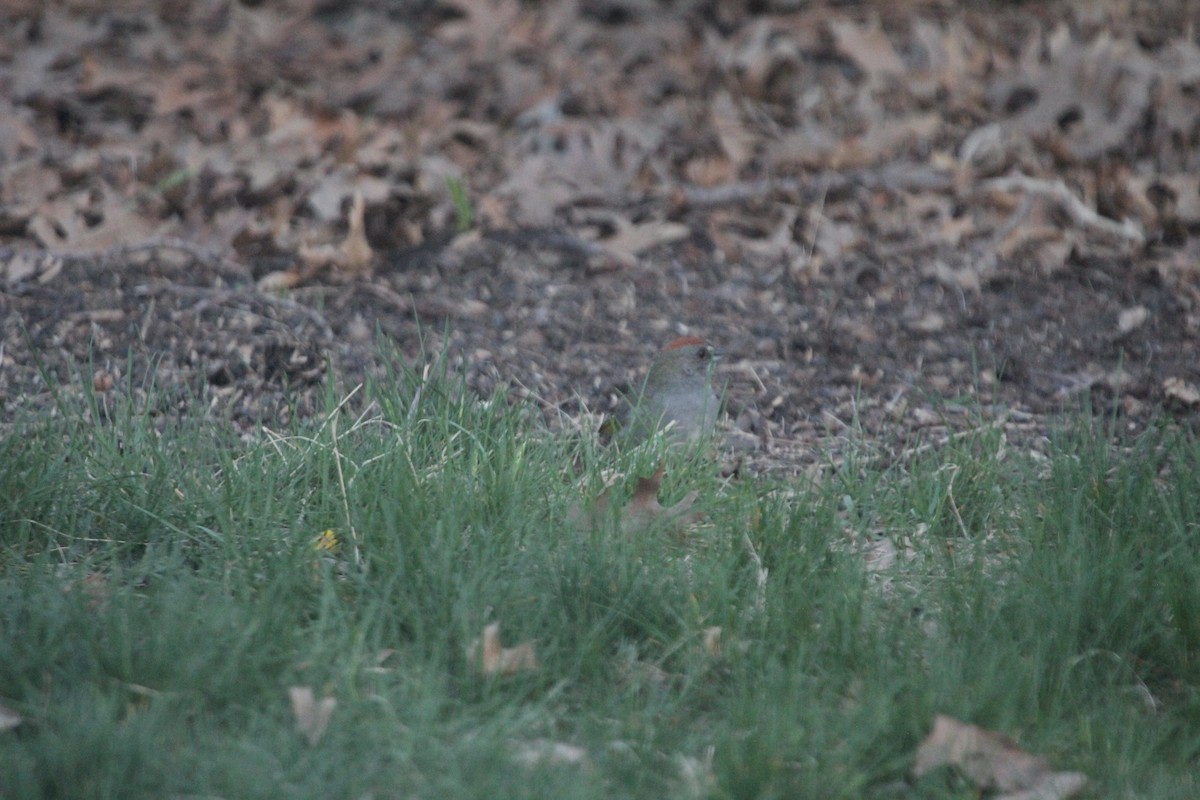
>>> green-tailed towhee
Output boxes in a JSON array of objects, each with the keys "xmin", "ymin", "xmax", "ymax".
[{"xmin": 610, "ymin": 336, "xmax": 722, "ymax": 446}]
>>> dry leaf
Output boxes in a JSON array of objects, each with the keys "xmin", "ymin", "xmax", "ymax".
[
  {"xmin": 307, "ymin": 168, "xmax": 391, "ymax": 223},
  {"xmin": 842, "ymin": 113, "xmax": 942, "ymax": 165},
  {"xmin": 925, "ymin": 259, "xmax": 982, "ymax": 295},
  {"xmin": 257, "ymin": 268, "xmax": 305, "ymax": 292},
  {"xmin": 619, "ymin": 466, "xmax": 700, "ymax": 534},
  {"xmin": 495, "ymin": 119, "xmax": 658, "ymax": 226},
  {"xmin": 3, "ymin": 250, "xmax": 41, "ymax": 285},
  {"xmin": 725, "ymin": 18, "xmax": 804, "ymax": 99},
  {"xmin": 862, "ymin": 535, "xmax": 899, "ymax": 572},
  {"xmin": 997, "ymin": 29, "xmax": 1155, "ymax": 162},
  {"xmin": 573, "ymin": 464, "xmax": 701, "ymax": 535},
  {"xmin": 63, "ymin": 570, "xmax": 111, "ymax": 611},
  {"xmin": 362, "ymin": 649, "xmax": 398, "ymax": 675},
  {"xmin": 592, "ymin": 216, "xmax": 690, "ymax": 263},
  {"xmin": 701, "ymin": 626, "xmax": 722, "ymax": 658},
  {"xmin": 982, "ymin": 175, "xmax": 1144, "ymax": 246},
  {"xmin": 827, "ymin": 17, "xmax": 905, "ymax": 80},
  {"xmin": 913, "ymin": 715, "xmax": 1086, "ymax": 799},
  {"xmin": 336, "ymin": 190, "xmax": 373, "ymax": 275},
  {"xmin": 709, "ymin": 90, "xmax": 756, "ymax": 166},
  {"xmin": 999, "ymin": 772, "xmax": 1093, "ymax": 800},
  {"xmin": 685, "ymin": 154, "xmax": 736, "ymax": 187},
  {"xmin": 313, "ymin": 529, "xmax": 339, "ymax": 552},
  {"xmin": 27, "ymin": 186, "xmax": 166, "ymax": 252},
  {"xmin": 1163, "ymin": 376, "xmax": 1200, "ymax": 407},
  {"xmin": 512, "ymin": 739, "xmax": 589, "ymax": 768},
  {"xmin": 907, "ymin": 311, "xmax": 946, "ymax": 335},
  {"xmin": 288, "ymin": 686, "xmax": 336, "ymax": 746},
  {"xmin": 676, "ymin": 746, "xmax": 716, "ymax": 799},
  {"xmin": 471, "ymin": 622, "xmax": 539, "ymax": 676},
  {"xmin": 268, "ymin": 190, "xmax": 373, "ymax": 289},
  {"xmin": 1117, "ymin": 305, "xmax": 1149, "ymax": 334},
  {"xmin": 297, "ymin": 242, "xmax": 340, "ymax": 272},
  {"xmin": 0, "ymin": 702, "xmax": 22, "ymax": 733}
]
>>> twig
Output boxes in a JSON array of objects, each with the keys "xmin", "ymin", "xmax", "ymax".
[
  {"xmin": 942, "ymin": 464, "xmax": 970, "ymax": 539},
  {"xmin": 0, "ymin": 237, "xmax": 253, "ymax": 281},
  {"xmin": 482, "ymin": 229, "xmax": 630, "ymax": 271},
  {"xmin": 151, "ymin": 283, "xmax": 335, "ymax": 343},
  {"xmin": 741, "ymin": 530, "xmax": 769, "ymax": 613},
  {"xmin": 314, "ymin": 383, "xmax": 365, "ymax": 569},
  {"xmin": 118, "ymin": 237, "xmax": 254, "ymax": 279},
  {"xmin": 329, "ymin": 411, "xmax": 363, "ymax": 569},
  {"xmin": 891, "ymin": 415, "xmax": 1010, "ymax": 464},
  {"xmin": 980, "ymin": 174, "xmax": 1145, "ymax": 245},
  {"xmin": 675, "ymin": 164, "xmax": 954, "ymax": 208}
]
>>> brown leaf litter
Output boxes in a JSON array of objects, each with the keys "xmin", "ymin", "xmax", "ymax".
[
  {"xmin": 914, "ymin": 714, "xmax": 1087, "ymax": 799},
  {"xmin": 468, "ymin": 622, "xmax": 539, "ymax": 677},
  {"xmin": 574, "ymin": 465, "xmax": 702, "ymax": 537}
]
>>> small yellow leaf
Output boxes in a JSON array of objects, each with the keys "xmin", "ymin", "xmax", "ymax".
[{"xmin": 314, "ymin": 529, "xmax": 340, "ymax": 552}]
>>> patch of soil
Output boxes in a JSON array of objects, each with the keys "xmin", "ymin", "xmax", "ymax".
[
  {"xmin": 3, "ymin": 232, "xmax": 1195, "ymax": 474},
  {"xmin": 3, "ymin": 1, "xmax": 1199, "ymax": 473}
]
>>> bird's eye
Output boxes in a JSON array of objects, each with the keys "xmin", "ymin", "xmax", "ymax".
[{"xmin": 697, "ymin": 347, "xmax": 708, "ymax": 360}]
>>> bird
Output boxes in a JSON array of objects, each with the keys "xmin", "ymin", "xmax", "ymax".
[{"xmin": 608, "ymin": 336, "xmax": 722, "ymax": 447}]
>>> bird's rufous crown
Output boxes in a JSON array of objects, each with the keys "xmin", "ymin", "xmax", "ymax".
[{"xmin": 662, "ymin": 336, "xmax": 706, "ymax": 351}]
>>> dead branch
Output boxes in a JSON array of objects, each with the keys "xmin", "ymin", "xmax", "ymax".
[
  {"xmin": 1, "ymin": 238, "xmax": 254, "ymax": 281},
  {"xmin": 675, "ymin": 164, "xmax": 954, "ymax": 208},
  {"xmin": 148, "ymin": 283, "xmax": 336, "ymax": 343},
  {"xmin": 980, "ymin": 174, "xmax": 1145, "ymax": 246}
]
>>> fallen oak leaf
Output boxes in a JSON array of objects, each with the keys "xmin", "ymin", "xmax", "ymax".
[
  {"xmin": 624, "ymin": 466, "xmax": 700, "ymax": 531},
  {"xmin": 300, "ymin": 190, "xmax": 375, "ymax": 277},
  {"xmin": 913, "ymin": 715, "xmax": 1086, "ymax": 799},
  {"xmin": 335, "ymin": 190, "xmax": 373, "ymax": 276},
  {"xmin": 579, "ymin": 465, "xmax": 701, "ymax": 535},
  {"xmin": 914, "ymin": 714, "xmax": 1044, "ymax": 790},
  {"xmin": 826, "ymin": 16, "xmax": 905, "ymax": 81},
  {"xmin": 590, "ymin": 215, "xmax": 690, "ymax": 263},
  {"xmin": 288, "ymin": 686, "xmax": 336, "ymax": 746},
  {"xmin": 259, "ymin": 190, "xmax": 374, "ymax": 291},
  {"xmin": 469, "ymin": 622, "xmax": 539, "ymax": 677}
]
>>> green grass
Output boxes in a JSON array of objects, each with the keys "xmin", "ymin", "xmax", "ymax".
[{"xmin": 1, "ymin": 350, "xmax": 1198, "ymax": 799}]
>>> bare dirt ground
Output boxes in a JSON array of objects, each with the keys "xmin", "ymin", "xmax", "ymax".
[{"xmin": 2, "ymin": 1, "xmax": 1199, "ymax": 474}]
